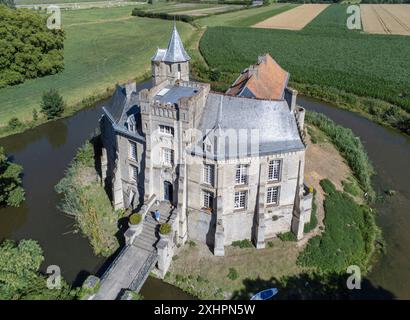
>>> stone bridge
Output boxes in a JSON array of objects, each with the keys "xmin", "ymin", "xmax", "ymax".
[{"xmin": 91, "ymin": 199, "xmax": 178, "ymax": 300}]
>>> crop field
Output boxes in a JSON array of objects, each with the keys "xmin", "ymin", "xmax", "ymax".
[
  {"xmin": 15, "ymin": 0, "xmax": 123, "ymax": 4},
  {"xmin": 197, "ymin": 3, "xmax": 298, "ymax": 27},
  {"xmin": 0, "ymin": 6, "xmax": 195, "ymax": 127},
  {"xmin": 138, "ymin": 2, "xmax": 243, "ymax": 16},
  {"xmin": 361, "ymin": 4, "xmax": 410, "ymax": 36},
  {"xmin": 200, "ymin": 4, "xmax": 410, "ymax": 114},
  {"xmin": 253, "ymin": 4, "xmax": 329, "ymax": 30}
]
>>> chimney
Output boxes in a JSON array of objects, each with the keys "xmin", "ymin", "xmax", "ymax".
[{"xmin": 290, "ymin": 88, "xmax": 298, "ymax": 112}]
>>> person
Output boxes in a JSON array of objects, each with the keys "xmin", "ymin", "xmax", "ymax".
[{"xmin": 154, "ymin": 210, "xmax": 160, "ymax": 222}]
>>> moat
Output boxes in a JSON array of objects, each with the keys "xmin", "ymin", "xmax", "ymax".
[{"xmin": 0, "ymin": 91, "xmax": 409, "ymax": 299}]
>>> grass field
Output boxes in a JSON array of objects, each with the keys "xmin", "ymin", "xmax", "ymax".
[
  {"xmin": 0, "ymin": 6, "xmax": 195, "ymax": 128},
  {"xmin": 200, "ymin": 4, "xmax": 410, "ymax": 117},
  {"xmin": 15, "ymin": 0, "xmax": 126, "ymax": 4},
  {"xmin": 197, "ymin": 3, "xmax": 298, "ymax": 27}
]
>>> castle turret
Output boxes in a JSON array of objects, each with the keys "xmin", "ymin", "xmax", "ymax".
[{"xmin": 151, "ymin": 23, "xmax": 191, "ymax": 86}]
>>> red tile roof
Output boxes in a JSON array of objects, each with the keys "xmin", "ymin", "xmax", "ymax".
[{"xmin": 226, "ymin": 54, "xmax": 289, "ymax": 100}]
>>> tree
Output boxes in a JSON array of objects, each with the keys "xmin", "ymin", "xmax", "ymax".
[
  {"xmin": 0, "ymin": 147, "xmax": 25, "ymax": 207},
  {"xmin": 0, "ymin": 5, "xmax": 64, "ymax": 88},
  {"xmin": 41, "ymin": 89, "xmax": 65, "ymax": 119},
  {"xmin": 0, "ymin": 0, "xmax": 15, "ymax": 8},
  {"xmin": 0, "ymin": 239, "xmax": 73, "ymax": 300},
  {"xmin": 7, "ymin": 117, "xmax": 22, "ymax": 130}
]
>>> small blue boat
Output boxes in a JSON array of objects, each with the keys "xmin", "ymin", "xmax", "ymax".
[{"xmin": 250, "ymin": 288, "xmax": 278, "ymax": 300}]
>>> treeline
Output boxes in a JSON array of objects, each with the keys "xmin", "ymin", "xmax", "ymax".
[
  {"xmin": 167, "ymin": 0, "xmax": 252, "ymax": 4},
  {"xmin": 361, "ymin": 0, "xmax": 410, "ymax": 3},
  {"xmin": 132, "ymin": 8, "xmax": 196, "ymax": 22},
  {"xmin": 132, "ymin": 4, "xmax": 248, "ymax": 22},
  {"xmin": 277, "ymin": 0, "xmax": 340, "ymax": 3},
  {"xmin": 0, "ymin": 5, "xmax": 65, "ymax": 88}
]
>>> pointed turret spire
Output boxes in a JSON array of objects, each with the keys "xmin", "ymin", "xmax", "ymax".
[{"xmin": 163, "ymin": 22, "xmax": 191, "ymax": 63}]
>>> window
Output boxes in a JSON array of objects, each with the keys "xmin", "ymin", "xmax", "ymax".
[
  {"xmin": 127, "ymin": 115, "xmax": 136, "ymax": 133},
  {"xmin": 202, "ymin": 190, "xmax": 214, "ymax": 210},
  {"xmin": 159, "ymin": 125, "xmax": 174, "ymax": 136},
  {"xmin": 235, "ymin": 164, "xmax": 248, "ymax": 184},
  {"xmin": 130, "ymin": 165, "xmax": 138, "ymax": 181},
  {"xmin": 129, "ymin": 141, "xmax": 137, "ymax": 160},
  {"xmin": 163, "ymin": 148, "xmax": 174, "ymax": 165},
  {"xmin": 268, "ymin": 159, "xmax": 281, "ymax": 181},
  {"xmin": 203, "ymin": 164, "xmax": 214, "ymax": 186},
  {"xmin": 266, "ymin": 186, "xmax": 280, "ymax": 205},
  {"xmin": 234, "ymin": 191, "xmax": 247, "ymax": 210},
  {"xmin": 178, "ymin": 64, "xmax": 181, "ymax": 72}
]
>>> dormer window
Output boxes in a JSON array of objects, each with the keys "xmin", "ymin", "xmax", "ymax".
[{"xmin": 127, "ymin": 115, "xmax": 136, "ymax": 133}]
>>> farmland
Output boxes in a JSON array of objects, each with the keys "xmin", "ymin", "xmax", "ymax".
[
  {"xmin": 0, "ymin": 6, "xmax": 195, "ymax": 129},
  {"xmin": 200, "ymin": 4, "xmax": 410, "ymax": 133},
  {"xmin": 197, "ymin": 3, "xmax": 298, "ymax": 27},
  {"xmin": 361, "ymin": 4, "xmax": 410, "ymax": 36},
  {"xmin": 253, "ymin": 3, "xmax": 329, "ymax": 30}
]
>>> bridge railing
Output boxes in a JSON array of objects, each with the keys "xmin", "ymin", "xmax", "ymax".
[
  {"xmin": 99, "ymin": 246, "xmax": 128, "ymax": 282},
  {"xmin": 129, "ymin": 250, "xmax": 158, "ymax": 292}
]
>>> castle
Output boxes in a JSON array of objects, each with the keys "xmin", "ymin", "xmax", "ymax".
[{"xmin": 100, "ymin": 24, "xmax": 313, "ymax": 256}]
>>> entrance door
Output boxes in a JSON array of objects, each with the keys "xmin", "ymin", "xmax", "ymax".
[{"xmin": 164, "ymin": 181, "xmax": 173, "ymax": 202}]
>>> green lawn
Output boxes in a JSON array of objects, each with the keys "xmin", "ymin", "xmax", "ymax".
[
  {"xmin": 199, "ymin": 4, "xmax": 410, "ymax": 133},
  {"xmin": 197, "ymin": 3, "xmax": 298, "ymax": 27},
  {"xmin": 0, "ymin": 6, "xmax": 195, "ymax": 127}
]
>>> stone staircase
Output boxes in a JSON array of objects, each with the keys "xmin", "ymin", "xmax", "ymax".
[
  {"xmin": 132, "ymin": 202, "xmax": 173, "ymax": 252},
  {"xmin": 92, "ymin": 201, "xmax": 175, "ymax": 299}
]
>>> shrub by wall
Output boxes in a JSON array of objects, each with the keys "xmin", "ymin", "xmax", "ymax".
[{"xmin": 55, "ymin": 140, "xmax": 118, "ymax": 257}]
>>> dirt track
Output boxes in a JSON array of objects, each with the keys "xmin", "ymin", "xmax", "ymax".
[
  {"xmin": 361, "ymin": 4, "xmax": 410, "ymax": 36},
  {"xmin": 252, "ymin": 4, "xmax": 329, "ymax": 30}
]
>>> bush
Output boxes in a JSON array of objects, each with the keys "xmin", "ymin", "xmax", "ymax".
[
  {"xmin": 132, "ymin": 9, "xmax": 195, "ymax": 23},
  {"xmin": 32, "ymin": 109, "xmax": 38, "ymax": 121},
  {"xmin": 320, "ymin": 179, "xmax": 337, "ymax": 195},
  {"xmin": 278, "ymin": 232, "xmax": 297, "ymax": 242},
  {"xmin": 41, "ymin": 89, "xmax": 65, "ymax": 119},
  {"xmin": 188, "ymin": 240, "xmax": 196, "ymax": 248},
  {"xmin": 342, "ymin": 177, "xmax": 362, "ymax": 197},
  {"xmin": 55, "ymin": 140, "xmax": 119, "ymax": 257},
  {"xmin": 74, "ymin": 141, "xmax": 94, "ymax": 167},
  {"xmin": 0, "ymin": 147, "xmax": 25, "ymax": 207},
  {"xmin": 227, "ymin": 268, "xmax": 239, "ymax": 281},
  {"xmin": 304, "ymin": 189, "xmax": 318, "ymax": 233},
  {"xmin": 231, "ymin": 239, "xmax": 253, "ymax": 248},
  {"xmin": 209, "ymin": 68, "xmax": 221, "ymax": 81},
  {"xmin": 7, "ymin": 117, "xmax": 23, "ymax": 130},
  {"xmin": 297, "ymin": 179, "xmax": 378, "ymax": 273},
  {"xmin": 129, "ymin": 213, "xmax": 142, "ymax": 225},
  {"xmin": 160, "ymin": 223, "xmax": 171, "ymax": 235}
]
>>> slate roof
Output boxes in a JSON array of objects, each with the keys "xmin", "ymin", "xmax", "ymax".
[
  {"xmin": 102, "ymin": 82, "xmax": 153, "ymax": 142},
  {"xmin": 154, "ymin": 85, "xmax": 199, "ymax": 104},
  {"xmin": 151, "ymin": 24, "xmax": 191, "ymax": 63},
  {"xmin": 226, "ymin": 54, "xmax": 289, "ymax": 100},
  {"xmin": 193, "ymin": 93, "xmax": 304, "ymax": 160},
  {"xmin": 103, "ymin": 85, "xmax": 128, "ymax": 124}
]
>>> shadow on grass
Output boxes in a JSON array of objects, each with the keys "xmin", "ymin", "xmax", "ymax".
[{"xmin": 231, "ymin": 273, "xmax": 395, "ymax": 300}]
